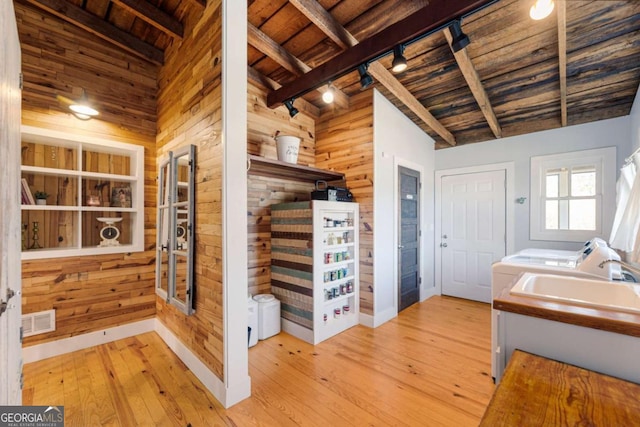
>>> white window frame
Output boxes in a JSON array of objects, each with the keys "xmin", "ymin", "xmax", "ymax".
[{"xmin": 530, "ymin": 147, "xmax": 616, "ymax": 242}]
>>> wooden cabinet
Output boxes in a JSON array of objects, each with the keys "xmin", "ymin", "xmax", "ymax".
[
  {"xmin": 20, "ymin": 125, "xmax": 144, "ymax": 259},
  {"xmin": 271, "ymin": 200, "xmax": 359, "ymax": 344}
]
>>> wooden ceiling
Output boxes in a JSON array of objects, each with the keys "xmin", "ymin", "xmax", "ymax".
[{"xmin": 20, "ymin": 0, "xmax": 640, "ymax": 148}]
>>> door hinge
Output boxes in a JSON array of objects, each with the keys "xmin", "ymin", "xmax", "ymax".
[
  {"xmin": 19, "ymin": 73, "xmax": 23, "ymax": 90},
  {"xmin": 419, "ymin": 277, "xmax": 422, "ymax": 284},
  {"xmin": 0, "ymin": 288, "xmax": 16, "ymax": 317}
]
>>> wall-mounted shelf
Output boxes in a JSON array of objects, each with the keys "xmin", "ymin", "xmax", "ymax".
[{"xmin": 247, "ymin": 154, "xmax": 344, "ymax": 183}]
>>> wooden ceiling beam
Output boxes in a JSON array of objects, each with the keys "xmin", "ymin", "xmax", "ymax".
[
  {"xmin": 444, "ymin": 29, "xmax": 502, "ymax": 138},
  {"xmin": 248, "ymin": 23, "xmax": 349, "ymax": 109},
  {"xmin": 267, "ymin": 0, "xmax": 494, "ymax": 109},
  {"xmin": 557, "ymin": 0, "xmax": 568, "ymax": 127},
  {"xmin": 248, "ymin": 67, "xmax": 320, "ymax": 119},
  {"xmin": 25, "ymin": 0, "xmax": 164, "ymax": 65},
  {"xmin": 111, "ymin": 0, "xmax": 183, "ymax": 39},
  {"xmin": 289, "ymin": 0, "xmax": 457, "ymax": 146}
]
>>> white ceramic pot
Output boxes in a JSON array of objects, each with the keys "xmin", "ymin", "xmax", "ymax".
[
  {"xmin": 275, "ymin": 135, "xmax": 300, "ymax": 164},
  {"xmin": 36, "ymin": 199, "xmax": 46, "ymax": 205}
]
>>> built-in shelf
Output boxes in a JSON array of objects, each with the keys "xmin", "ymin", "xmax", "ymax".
[{"xmin": 247, "ymin": 154, "xmax": 344, "ymax": 183}]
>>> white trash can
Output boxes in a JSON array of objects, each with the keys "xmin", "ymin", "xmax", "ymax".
[
  {"xmin": 248, "ymin": 294, "xmax": 258, "ymax": 347},
  {"xmin": 253, "ymin": 294, "xmax": 281, "ymax": 340}
]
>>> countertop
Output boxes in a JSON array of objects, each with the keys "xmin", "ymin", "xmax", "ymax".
[
  {"xmin": 493, "ymin": 287, "xmax": 640, "ymax": 338},
  {"xmin": 480, "ymin": 350, "xmax": 640, "ymax": 425}
]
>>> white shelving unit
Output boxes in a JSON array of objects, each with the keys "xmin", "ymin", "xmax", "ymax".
[
  {"xmin": 20, "ymin": 125, "xmax": 144, "ymax": 260},
  {"xmin": 271, "ymin": 200, "xmax": 359, "ymax": 344}
]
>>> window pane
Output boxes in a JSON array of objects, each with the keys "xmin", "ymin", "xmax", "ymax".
[
  {"xmin": 570, "ymin": 199, "xmax": 596, "ymax": 230},
  {"xmin": 559, "ymin": 200, "xmax": 569, "ymax": 230},
  {"xmin": 545, "ymin": 200, "xmax": 558, "ymax": 229},
  {"xmin": 546, "ymin": 174, "xmax": 558, "ymax": 197},
  {"xmin": 571, "ymin": 171, "xmax": 596, "ymax": 197}
]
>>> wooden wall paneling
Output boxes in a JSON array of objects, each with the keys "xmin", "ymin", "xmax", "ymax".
[
  {"xmin": 270, "ymin": 202, "xmax": 314, "ymax": 330},
  {"xmin": 247, "ymin": 82, "xmax": 316, "ymax": 166},
  {"xmin": 16, "ymin": 2, "xmax": 159, "ymax": 346},
  {"xmin": 155, "ymin": 0, "xmax": 226, "ymax": 381},
  {"xmin": 316, "ymin": 91, "xmax": 374, "ymax": 315},
  {"xmin": 247, "ymin": 176, "xmax": 314, "ymax": 297}
]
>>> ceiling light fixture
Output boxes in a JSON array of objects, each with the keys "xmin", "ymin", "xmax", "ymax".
[
  {"xmin": 529, "ymin": 0, "xmax": 554, "ymax": 20},
  {"xmin": 322, "ymin": 83, "xmax": 335, "ymax": 104},
  {"xmin": 449, "ymin": 20, "xmax": 470, "ymax": 53},
  {"xmin": 284, "ymin": 98, "xmax": 299, "ymax": 118},
  {"xmin": 358, "ymin": 64, "xmax": 374, "ymax": 90},
  {"xmin": 68, "ymin": 89, "xmax": 99, "ymax": 120},
  {"xmin": 391, "ymin": 45, "xmax": 408, "ymax": 73}
]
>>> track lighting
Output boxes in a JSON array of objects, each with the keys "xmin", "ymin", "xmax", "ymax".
[
  {"xmin": 322, "ymin": 83, "xmax": 335, "ymax": 104},
  {"xmin": 284, "ymin": 98, "xmax": 299, "ymax": 118},
  {"xmin": 391, "ymin": 45, "xmax": 408, "ymax": 73},
  {"xmin": 449, "ymin": 20, "xmax": 470, "ymax": 53},
  {"xmin": 529, "ymin": 0, "xmax": 554, "ymax": 20},
  {"xmin": 68, "ymin": 89, "xmax": 99, "ymax": 120},
  {"xmin": 358, "ymin": 64, "xmax": 374, "ymax": 89}
]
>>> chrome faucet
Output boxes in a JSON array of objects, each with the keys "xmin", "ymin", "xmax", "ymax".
[{"xmin": 598, "ymin": 259, "xmax": 640, "ymax": 281}]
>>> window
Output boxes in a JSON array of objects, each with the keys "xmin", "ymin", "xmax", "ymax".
[{"xmin": 530, "ymin": 147, "xmax": 616, "ymax": 242}]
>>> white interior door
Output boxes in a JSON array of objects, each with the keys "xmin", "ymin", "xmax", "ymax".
[
  {"xmin": 440, "ymin": 170, "xmax": 506, "ymax": 303},
  {"xmin": 1, "ymin": 0, "xmax": 23, "ymax": 405}
]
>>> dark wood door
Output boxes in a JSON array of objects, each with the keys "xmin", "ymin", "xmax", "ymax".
[{"xmin": 398, "ymin": 166, "xmax": 420, "ymax": 312}]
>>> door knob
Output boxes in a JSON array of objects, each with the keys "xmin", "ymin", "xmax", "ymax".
[{"xmin": 440, "ymin": 243, "xmax": 448, "ymax": 248}]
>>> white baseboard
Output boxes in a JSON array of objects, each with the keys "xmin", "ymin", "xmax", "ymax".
[
  {"xmin": 22, "ymin": 318, "xmax": 155, "ymax": 364},
  {"xmin": 420, "ymin": 286, "xmax": 438, "ymax": 302},
  {"xmin": 358, "ymin": 305, "xmax": 397, "ymax": 328},
  {"xmin": 153, "ymin": 319, "xmax": 250, "ymax": 408}
]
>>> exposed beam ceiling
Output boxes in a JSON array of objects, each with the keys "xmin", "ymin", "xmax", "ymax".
[
  {"xmin": 25, "ymin": 0, "xmax": 164, "ymax": 64},
  {"xmin": 248, "ymin": 67, "xmax": 320, "ymax": 118},
  {"xmin": 247, "ymin": 23, "xmax": 349, "ymax": 109},
  {"xmin": 444, "ymin": 27, "xmax": 502, "ymax": 138},
  {"xmin": 266, "ymin": 0, "xmax": 495, "ymax": 108},
  {"xmin": 288, "ymin": 0, "xmax": 457, "ymax": 146},
  {"xmin": 111, "ymin": 0, "xmax": 183, "ymax": 39},
  {"xmin": 557, "ymin": 0, "xmax": 568, "ymax": 127}
]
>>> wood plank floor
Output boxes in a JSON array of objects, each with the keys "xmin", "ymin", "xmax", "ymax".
[{"xmin": 23, "ymin": 296, "xmax": 495, "ymax": 426}]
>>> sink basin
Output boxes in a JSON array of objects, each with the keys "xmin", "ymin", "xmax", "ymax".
[{"xmin": 510, "ymin": 273, "xmax": 640, "ymax": 314}]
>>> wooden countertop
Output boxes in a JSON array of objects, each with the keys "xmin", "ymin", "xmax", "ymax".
[
  {"xmin": 493, "ymin": 288, "xmax": 640, "ymax": 338},
  {"xmin": 480, "ymin": 350, "xmax": 640, "ymax": 425}
]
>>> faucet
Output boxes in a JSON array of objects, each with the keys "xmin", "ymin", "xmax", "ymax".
[{"xmin": 598, "ymin": 259, "xmax": 640, "ymax": 281}]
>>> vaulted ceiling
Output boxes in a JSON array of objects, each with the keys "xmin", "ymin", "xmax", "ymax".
[{"xmin": 18, "ymin": 0, "xmax": 640, "ymax": 149}]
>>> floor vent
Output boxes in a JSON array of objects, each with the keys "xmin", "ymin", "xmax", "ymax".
[{"xmin": 22, "ymin": 310, "xmax": 55, "ymax": 337}]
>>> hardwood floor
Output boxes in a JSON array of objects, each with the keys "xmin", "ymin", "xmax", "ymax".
[{"xmin": 23, "ymin": 296, "xmax": 494, "ymax": 426}]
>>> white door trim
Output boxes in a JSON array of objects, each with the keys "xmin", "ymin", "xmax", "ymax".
[
  {"xmin": 393, "ymin": 157, "xmax": 425, "ymax": 310},
  {"xmin": 435, "ymin": 162, "xmax": 515, "ymax": 296}
]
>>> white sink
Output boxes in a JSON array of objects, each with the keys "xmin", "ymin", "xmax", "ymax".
[{"xmin": 510, "ymin": 272, "xmax": 640, "ymax": 314}]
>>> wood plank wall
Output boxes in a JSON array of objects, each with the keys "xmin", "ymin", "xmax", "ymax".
[
  {"xmin": 247, "ymin": 81, "xmax": 317, "ymax": 297},
  {"xmin": 16, "ymin": 2, "xmax": 159, "ymax": 346},
  {"xmin": 315, "ymin": 91, "xmax": 374, "ymax": 315},
  {"xmin": 154, "ymin": 1, "xmax": 226, "ymax": 380}
]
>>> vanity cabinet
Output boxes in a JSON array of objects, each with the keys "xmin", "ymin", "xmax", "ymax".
[
  {"xmin": 495, "ymin": 295, "xmax": 640, "ymax": 384},
  {"xmin": 20, "ymin": 125, "xmax": 144, "ymax": 259},
  {"xmin": 271, "ymin": 200, "xmax": 359, "ymax": 344}
]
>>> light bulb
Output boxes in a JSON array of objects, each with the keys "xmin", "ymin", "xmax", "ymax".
[
  {"xmin": 322, "ymin": 85, "xmax": 334, "ymax": 104},
  {"xmin": 530, "ymin": 0, "xmax": 554, "ymax": 20}
]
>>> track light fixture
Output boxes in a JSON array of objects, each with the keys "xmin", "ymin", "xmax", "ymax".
[
  {"xmin": 449, "ymin": 20, "xmax": 470, "ymax": 53},
  {"xmin": 68, "ymin": 89, "xmax": 99, "ymax": 120},
  {"xmin": 358, "ymin": 64, "xmax": 374, "ymax": 89},
  {"xmin": 284, "ymin": 98, "xmax": 299, "ymax": 118},
  {"xmin": 391, "ymin": 45, "xmax": 408, "ymax": 73},
  {"xmin": 322, "ymin": 83, "xmax": 335, "ymax": 104},
  {"xmin": 529, "ymin": 0, "xmax": 554, "ymax": 20}
]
